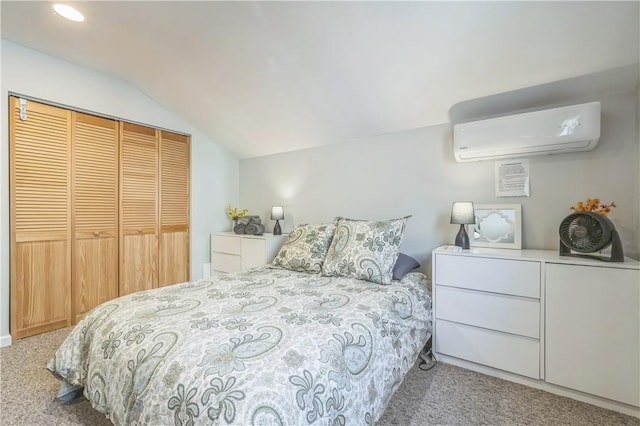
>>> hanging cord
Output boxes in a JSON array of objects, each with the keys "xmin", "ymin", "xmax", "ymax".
[{"xmin": 418, "ymin": 336, "xmax": 436, "ymax": 371}]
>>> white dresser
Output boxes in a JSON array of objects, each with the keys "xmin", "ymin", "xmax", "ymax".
[
  {"xmin": 432, "ymin": 245, "xmax": 640, "ymax": 417},
  {"xmin": 211, "ymin": 232, "xmax": 287, "ymax": 273}
]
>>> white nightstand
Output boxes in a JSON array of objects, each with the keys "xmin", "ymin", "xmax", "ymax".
[{"xmin": 210, "ymin": 232, "xmax": 287, "ymax": 273}]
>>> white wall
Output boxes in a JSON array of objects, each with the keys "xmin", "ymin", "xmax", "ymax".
[
  {"xmin": 0, "ymin": 40, "xmax": 240, "ymax": 346},
  {"xmin": 240, "ymin": 89, "xmax": 640, "ymax": 275}
]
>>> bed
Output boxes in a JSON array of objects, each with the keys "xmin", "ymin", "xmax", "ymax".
[{"xmin": 48, "ymin": 218, "xmax": 432, "ymax": 425}]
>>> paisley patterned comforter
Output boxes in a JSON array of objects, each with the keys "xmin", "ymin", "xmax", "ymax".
[{"xmin": 48, "ymin": 267, "xmax": 432, "ymax": 425}]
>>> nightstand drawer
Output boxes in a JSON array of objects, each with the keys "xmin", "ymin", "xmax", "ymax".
[
  {"xmin": 435, "ymin": 286, "xmax": 540, "ymax": 338},
  {"xmin": 211, "ymin": 252, "xmax": 241, "ymax": 273},
  {"xmin": 211, "ymin": 235, "xmax": 242, "ymax": 255},
  {"xmin": 435, "ymin": 254, "xmax": 540, "ymax": 298},
  {"xmin": 436, "ymin": 320, "xmax": 540, "ymax": 379}
]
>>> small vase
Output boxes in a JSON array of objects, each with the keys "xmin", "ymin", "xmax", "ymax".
[{"xmin": 231, "ymin": 219, "xmax": 237, "ymax": 232}]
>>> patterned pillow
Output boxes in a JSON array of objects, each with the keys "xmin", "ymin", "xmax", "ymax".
[
  {"xmin": 272, "ymin": 223, "xmax": 337, "ymax": 273},
  {"xmin": 321, "ymin": 216, "xmax": 409, "ymax": 284}
]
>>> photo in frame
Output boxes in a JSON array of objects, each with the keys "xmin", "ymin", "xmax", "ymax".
[{"xmin": 471, "ymin": 204, "xmax": 522, "ymax": 249}]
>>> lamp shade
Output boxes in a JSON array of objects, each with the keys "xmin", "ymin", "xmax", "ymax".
[
  {"xmin": 271, "ymin": 206, "xmax": 284, "ymax": 220},
  {"xmin": 450, "ymin": 202, "xmax": 475, "ymax": 224}
]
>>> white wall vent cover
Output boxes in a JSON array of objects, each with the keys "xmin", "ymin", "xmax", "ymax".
[{"xmin": 453, "ymin": 102, "xmax": 601, "ymax": 162}]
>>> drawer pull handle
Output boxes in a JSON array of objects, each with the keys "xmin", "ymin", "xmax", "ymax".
[
  {"xmin": 93, "ymin": 231, "xmax": 99, "ymax": 237},
  {"xmin": 137, "ymin": 228, "xmax": 143, "ymax": 233}
]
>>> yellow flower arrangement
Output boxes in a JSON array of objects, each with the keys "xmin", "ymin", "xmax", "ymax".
[
  {"xmin": 570, "ymin": 198, "xmax": 616, "ymax": 217},
  {"xmin": 227, "ymin": 205, "xmax": 248, "ymax": 221}
]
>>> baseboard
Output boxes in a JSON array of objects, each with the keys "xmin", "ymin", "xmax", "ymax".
[
  {"xmin": 435, "ymin": 352, "xmax": 640, "ymax": 419},
  {"xmin": 0, "ymin": 334, "xmax": 12, "ymax": 348}
]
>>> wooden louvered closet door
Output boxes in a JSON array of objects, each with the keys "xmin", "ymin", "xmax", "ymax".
[
  {"xmin": 10, "ymin": 97, "xmax": 71, "ymax": 338},
  {"xmin": 72, "ymin": 113, "xmax": 119, "ymax": 322},
  {"xmin": 159, "ymin": 131, "xmax": 190, "ymax": 286},
  {"xmin": 10, "ymin": 97, "xmax": 190, "ymax": 338},
  {"xmin": 120, "ymin": 123, "xmax": 158, "ymax": 296}
]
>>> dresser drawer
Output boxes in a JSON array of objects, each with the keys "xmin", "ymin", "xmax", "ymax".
[
  {"xmin": 436, "ymin": 320, "xmax": 540, "ymax": 379},
  {"xmin": 435, "ymin": 286, "xmax": 540, "ymax": 338},
  {"xmin": 435, "ymin": 254, "xmax": 540, "ymax": 298},
  {"xmin": 211, "ymin": 252, "xmax": 241, "ymax": 273},
  {"xmin": 211, "ymin": 235, "xmax": 242, "ymax": 255}
]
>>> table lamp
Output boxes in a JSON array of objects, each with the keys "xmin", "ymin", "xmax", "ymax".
[
  {"xmin": 450, "ymin": 202, "xmax": 475, "ymax": 249},
  {"xmin": 271, "ymin": 206, "xmax": 284, "ymax": 235}
]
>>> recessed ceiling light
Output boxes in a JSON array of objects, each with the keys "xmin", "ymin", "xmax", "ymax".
[{"xmin": 52, "ymin": 4, "xmax": 85, "ymax": 22}]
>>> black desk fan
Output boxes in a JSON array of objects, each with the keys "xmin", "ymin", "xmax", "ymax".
[{"xmin": 559, "ymin": 211, "xmax": 624, "ymax": 262}]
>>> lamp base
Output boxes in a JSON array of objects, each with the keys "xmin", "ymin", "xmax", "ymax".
[
  {"xmin": 273, "ymin": 220, "xmax": 282, "ymax": 235},
  {"xmin": 454, "ymin": 224, "xmax": 470, "ymax": 249}
]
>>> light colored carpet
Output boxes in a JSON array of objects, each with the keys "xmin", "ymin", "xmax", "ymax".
[{"xmin": 0, "ymin": 327, "xmax": 638, "ymax": 426}]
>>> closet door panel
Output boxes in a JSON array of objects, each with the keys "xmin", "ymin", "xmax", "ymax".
[
  {"xmin": 72, "ymin": 113, "xmax": 119, "ymax": 322},
  {"xmin": 13, "ymin": 241, "xmax": 69, "ymax": 337},
  {"xmin": 159, "ymin": 131, "xmax": 190, "ymax": 287},
  {"xmin": 121, "ymin": 233, "xmax": 158, "ymax": 295},
  {"xmin": 10, "ymin": 97, "xmax": 71, "ymax": 338},
  {"xmin": 75, "ymin": 238, "xmax": 117, "ymax": 319},
  {"xmin": 120, "ymin": 123, "xmax": 158, "ymax": 295},
  {"xmin": 160, "ymin": 230, "xmax": 189, "ymax": 286}
]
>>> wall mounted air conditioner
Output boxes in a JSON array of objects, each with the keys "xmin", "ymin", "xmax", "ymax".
[{"xmin": 453, "ymin": 102, "xmax": 601, "ymax": 162}]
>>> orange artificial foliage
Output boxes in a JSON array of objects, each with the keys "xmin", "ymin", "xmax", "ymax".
[{"xmin": 570, "ymin": 198, "xmax": 616, "ymax": 217}]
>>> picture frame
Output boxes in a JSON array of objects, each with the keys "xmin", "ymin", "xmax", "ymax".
[{"xmin": 470, "ymin": 204, "xmax": 522, "ymax": 249}]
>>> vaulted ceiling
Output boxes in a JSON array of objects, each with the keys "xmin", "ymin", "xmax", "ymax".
[{"xmin": 1, "ymin": 1, "xmax": 638, "ymax": 158}]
